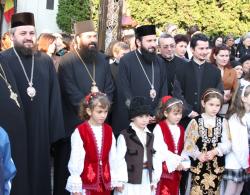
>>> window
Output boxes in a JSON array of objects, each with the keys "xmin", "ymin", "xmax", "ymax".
[{"xmin": 46, "ymin": 0, "xmax": 54, "ymax": 10}]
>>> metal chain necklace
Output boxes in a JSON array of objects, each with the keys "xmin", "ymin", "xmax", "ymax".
[
  {"xmin": 0, "ymin": 63, "xmax": 20, "ymax": 107},
  {"xmin": 13, "ymin": 47, "xmax": 36, "ymax": 101},
  {"xmin": 74, "ymin": 48, "xmax": 99, "ymax": 93},
  {"xmin": 135, "ymin": 50, "xmax": 156, "ymax": 101}
]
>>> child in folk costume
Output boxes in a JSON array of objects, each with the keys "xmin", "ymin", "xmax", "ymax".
[
  {"xmin": 182, "ymin": 88, "xmax": 231, "ymax": 195},
  {"xmin": 66, "ymin": 92, "xmax": 116, "ymax": 195},
  {"xmin": 114, "ymin": 97, "xmax": 162, "ymax": 195},
  {"xmin": 223, "ymin": 85, "xmax": 250, "ymax": 195},
  {"xmin": 153, "ymin": 96, "xmax": 188, "ymax": 195},
  {"xmin": 0, "ymin": 127, "xmax": 16, "ymax": 195}
]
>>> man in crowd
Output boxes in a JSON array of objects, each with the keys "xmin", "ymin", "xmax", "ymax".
[
  {"xmin": 112, "ymin": 24, "xmax": 168, "ymax": 135},
  {"xmin": 173, "ymin": 33, "xmax": 223, "ymax": 195},
  {"xmin": 57, "ymin": 20, "xmax": 114, "ymax": 195},
  {"xmin": 174, "ymin": 33, "xmax": 223, "ymax": 126},
  {"xmin": 158, "ymin": 33, "xmax": 187, "ymax": 95},
  {"xmin": 1, "ymin": 12, "xmax": 65, "ymax": 195}
]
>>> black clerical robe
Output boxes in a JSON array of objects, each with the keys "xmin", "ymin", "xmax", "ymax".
[
  {"xmin": 58, "ymin": 51, "xmax": 115, "ymax": 135},
  {"xmin": 174, "ymin": 60, "xmax": 223, "ymax": 117},
  {"xmin": 1, "ymin": 48, "xmax": 65, "ymax": 195},
  {"xmin": 112, "ymin": 50, "xmax": 168, "ymax": 135},
  {"xmin": 0, "ymin": 55, "xmax": 29, "ymax": 195},
  {"xmin": 159, "ymin": 55, "xmax": 187, "ymax": 95}
]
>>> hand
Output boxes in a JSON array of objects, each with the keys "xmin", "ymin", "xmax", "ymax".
[
  {"xmin": 72, "ymin": 193, "xmax": 82, "ymax": 195},
  {"xmin": 198, "ymin": 153, "xmax": 207, "ymax": 163},
  {"xmin": 115, "ymin": 185, "xmax": 124, "ymax": 193},
  {"xmin": 189, "ymin": 111, "xmax": 199, "ymax": 118},
  {"xmin": 149, "ymin": 116, "xmax": 156, "ymax": 124},
  {"xmin": 176, "ymin": 163, "xmax": 185, "ymax": 171},
  {"xmin": 206, "ymin": 149, "xmax": 218, "ymax": 161},
  {"xmin": 151, "ymin": 184, "xmax": 156, "ymax": 191}
]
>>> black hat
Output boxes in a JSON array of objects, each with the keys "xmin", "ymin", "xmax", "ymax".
[
  {"xmin": 231, "ymin": 60, "xmax": 241, "ymax": 68},
  {"xmin": 129, "ymin": 96, "xmax": 152, "ymax": 119},
  {"xmin": 135, "ymin": 25, "xmax": 156, "ymax": 37},
  {"xmin": 240, "ymin": 54, "xmax": 250, "ymax": 64},
  {"xmin": 11, "ymin": 12, "xmax": 35, "ymax": 28}
]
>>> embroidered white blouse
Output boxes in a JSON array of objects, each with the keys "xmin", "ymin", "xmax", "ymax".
[
  {"xmin": 65, "ymin": 124, "xmax": 117, "ymax": 193},
  {"xmin": 153, "ymin": 124, "xmax": 183, "ymax": 173}
]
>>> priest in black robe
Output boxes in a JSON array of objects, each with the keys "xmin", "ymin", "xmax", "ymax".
[
  {"xmin": 0, "ymin": 55, "xmax": 29, "ymax": 195},
  {"xmin": 57, "ymin": 20, "xmax": 114, "ymax": 195},
  {"xmin": 1, "ymin": 12, "xmax": 65, "ymax": 195},
  {"xmin": 112, "ymin": 25, "xmax": 169, "ymax": 136}
]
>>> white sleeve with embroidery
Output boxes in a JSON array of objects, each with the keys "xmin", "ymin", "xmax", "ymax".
[
  {"xmin": 109, "ymin": 133, "xmax": 117, "ymax": 187},
  {"xmin": 153, "ymin": 124, "xmax": 182, "ymax": 173},
  {"xmin": 216, "ymin": 118, "xmax": 232, "ymax": 156},
  {"xmin": 66, "ymin": 129, "xmax": 85, "ymax": 193},
  {"xmin": 182, "ymin": 119, "xmax": 201, "ymax": 160},
  {"xmin": 115, "ymin": 134, "xmax": 128, "ymax": 186}
]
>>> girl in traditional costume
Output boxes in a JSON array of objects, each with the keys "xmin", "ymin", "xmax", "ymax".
[
  {"xmin": 114, "ymin": 96, "xmax": 161, "ymax": 195},
  {"xmin": 182, "ymin": 88, "xmax": 231, "ymax": 195},
  {"xmin": 66, "ymin": 92, "xmax": 116, "ymax": 195},
  {"xmin": 223, "ymin": 85, "xmax": 250, "ymax": 195},
  {"xmin": 153, "ymin": 96, "xmax": 188, "ymax": 195}
]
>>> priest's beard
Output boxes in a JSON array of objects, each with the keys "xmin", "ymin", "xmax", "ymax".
[
  {"xmin": 13, "ymin": 41, "xmax": 36, "ymax": 56},
  {"xmin": 141, "ymin": 45, "xmax": 157, "ymax": 64},
  {"xmin": 79, "ymin": 42, "xmax": 98, "ymax": 64}
]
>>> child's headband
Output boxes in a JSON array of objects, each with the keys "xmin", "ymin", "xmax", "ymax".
[
  {"xmin": 161, "ymin": 95, "xmax": 183, "ymax": 109},
  {"xmin": 203, "ymin": 90, "xmax": 223, "ymax": 99},
  {"xmin": 85, "ymin": 92, "xmax": 106, "ymax": 105}
]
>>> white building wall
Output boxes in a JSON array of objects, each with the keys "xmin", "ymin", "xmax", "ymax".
[{"xmin": 1, "ymin": 0, "xmax": 61, "ymax": 36}]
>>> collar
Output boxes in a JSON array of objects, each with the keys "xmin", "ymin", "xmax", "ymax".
[
  {"xmin": 130, "ymin": 122, "xmax": 151, "ymax": 133},
  {"xmin": 192, "ymin": 58, "xmax": 206, "ymax": 66}
]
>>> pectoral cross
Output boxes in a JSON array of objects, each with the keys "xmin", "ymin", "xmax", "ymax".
[{"xmin": 8, "ymin": 85, "xmax": 20, "ymax": 108}]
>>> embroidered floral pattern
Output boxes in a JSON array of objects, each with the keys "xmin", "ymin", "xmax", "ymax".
[
  {"xmin": 161, "ymin": 185, "xmax": 170, "ymax": 195},
  {"xmin": 103, "ymin": 164, "xmax": 110, "ymax": 181},
  {"xmin": 189, "ymin": 116, "xmax": 225, "ymax": 195},
  {"xmin": 87, "ymin": 164, "xmax": 96, "ymax": 182},
  {"xmin": 201, "ymin": 173, "xmax": 217, "ymax": 190}
]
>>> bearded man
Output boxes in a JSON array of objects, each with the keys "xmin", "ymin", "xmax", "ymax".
[
  {"xmin": 111, "ymin": 25, "xmax": 169, "ymax": 135},
  {"xmin": 57, "ymin": 20, "xmax": 114, "ymax": 195},
  {"xmin": 0, "ymin": 12, "xmax": 65, "ymax": 195}
]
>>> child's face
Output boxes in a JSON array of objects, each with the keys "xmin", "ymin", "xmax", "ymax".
[
  {"xmin": 132, "ymin": 114, "xmax": 150, "ymax": 130},
  {"xmin": 164, "ymin": 109, "xmax": 182, "ymax": 125},
  {"xmin": 242, "ymin": 94, "xmax": 250, "ymax": 112},
  {"xmin": 87, "ymin": 103, "xmax": 108, "ymax": 126},
  {"xmin": 202, "ymin": 97, "xmax": 221, "ymax": 117}
]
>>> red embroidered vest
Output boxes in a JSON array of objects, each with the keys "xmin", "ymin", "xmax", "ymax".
[
  {"xmin": 159, "ymin": 121, "xmax": 184, "ymax": 177},
  {"xmin": 78, "ymin": 121, "xmax": 112, "ymax": 191}
]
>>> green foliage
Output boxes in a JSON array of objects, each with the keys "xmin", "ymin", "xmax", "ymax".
[
  {"xmin": 57, "ymin": 0, "xmax": 99, "ymax": 33},
  {"xmin": 127, "ymin": 0, "xmax": 250, "ymax": 36}
]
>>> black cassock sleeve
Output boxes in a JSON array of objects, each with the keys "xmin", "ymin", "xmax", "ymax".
[{"xmin": 48, "ymin": 60, "xmax": 65, "ymax": 143}]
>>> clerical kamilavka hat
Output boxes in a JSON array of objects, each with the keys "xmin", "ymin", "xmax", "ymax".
[
  {"xmin": 135, "ymin": 25, "xmax": 156, "ymax": 37},
  {"xmin": 11, "ymin": 12, "xmax": 35, "ymax": 28},
  {"xmin": 74, "ymin": 20, "xmax": 95, "ymax": 35}
]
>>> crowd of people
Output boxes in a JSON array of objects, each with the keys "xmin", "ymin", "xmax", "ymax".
[{"xmin": 0, "ymin": 11, "xmax": 250, "ymax": 195}]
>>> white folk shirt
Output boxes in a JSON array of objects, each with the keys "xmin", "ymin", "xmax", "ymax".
[{"xmin": 66, "ymin": 124, "xmax": 117, "ymax": 194}]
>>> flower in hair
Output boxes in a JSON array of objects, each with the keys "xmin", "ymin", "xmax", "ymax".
[
  {"xmin": 84, "ymin": 92, "xmax": 106, "ymax": 105},
  {"xmin": 161, "ymin": 95, "xmax": 173, "ymax": 104}
]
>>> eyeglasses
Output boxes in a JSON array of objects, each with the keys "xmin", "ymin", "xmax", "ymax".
[{"xmin": 161, "ymin": 44, "xmax": 176, "ymax": 49}]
